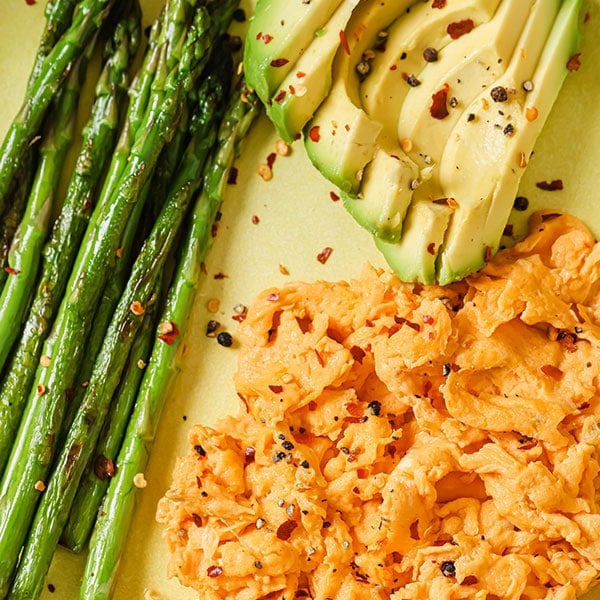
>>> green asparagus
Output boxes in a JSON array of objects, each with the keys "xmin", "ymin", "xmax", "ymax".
[
  {"xmin": 82, "ymin": 82, "xmax": 260, "ymax": 600},
  {"xmin": 7, "ymin": 42, "xmax": 235, "ymax": 599},
  {"xmin": 0, "ymin": 1, "xmax": 237, "ymax": 595},
  {"xmin": 0, "ymin": 1, "xmax": 141, "ymax": 476},
  {"xmin": 0, "ymin": 55, "xmax": 87, "ymax": 374},
  {"xmin": 60, "ymin": 283, "xmax": 161, "ymax": 552},
  {"xmin": 0, "ymin": 0, "xmax": 115, "ymax": 219}
]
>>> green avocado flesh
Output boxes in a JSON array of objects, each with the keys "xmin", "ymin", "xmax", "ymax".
[{"xmin": 244, "ymin": 0, "xmax": 584, "ymax": 284}]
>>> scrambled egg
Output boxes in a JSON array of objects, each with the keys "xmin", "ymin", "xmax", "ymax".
[{"xmin": 157, "ymin": 212, "xmax": 600, "ymax": 599}]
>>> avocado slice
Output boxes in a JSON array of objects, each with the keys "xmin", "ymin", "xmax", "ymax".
[
  {"xmin": 374, "ymin": 199, "xmax": 452, "ymax": 285},
  {"xmin": 265, "ymin": 0, "xmax": 360, "ymax": 143},
  {"xmin": 342, "ymin": 147, "xmax": 418, "ymax": 241},
  {"xmin": 302, "ymin": 0, "xmax": 417, "ymax": 194},
  {"xmin": 397, "ymin": 0, "xmax": 537, "ymax": 172},
  {"xmin": 243, "ymin": 0, "xmax": 343, "ymax": 105},
  {"xmin": 435, "ymin": 0, "xmax": 580, "ymax": 284},
  {"xmin": 361, "ymin": 0, "xmax": 501, "ymax": 137}
]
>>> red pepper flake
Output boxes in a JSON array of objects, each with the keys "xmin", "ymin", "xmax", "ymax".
[
  {"xmin": 157, "ymin": 320, "xmax": 179, "ymax": 345},
  {"xmin": 485, "ymin": 246, "xmax": 493, "ymax": 262},
  {"xmin": 308, "ymin": 125, "xmax": 321, "ymax": 142},
  {"xmin": 269, "ymin": 384, "xmax": 283, "ymax": 393},
  {"xmin": 308, "ymin": 400, "xmax": 318, "ymax": 411},
  {"xmin": 251, "ymin": 214, "xmax": 260, "ymax": 224},
  {"xmin": 541, "ymin": 364, "xmax": 563, "ymax": 380},
  {"xmin": 4, "ymin": 266, "xmax": 20, "ymax": 275},
  {"xmin": 276, "ymin": 519, "xmax": 298, "ymax": 540},
  {"xmin": 390, "ymin": 64, "xmax": 397, "ymax": 71},
  {"xmin": 394, "ymin": 316, "xmax": 421, "ymax": 332},
  {"xmin": 207, "ymin": 565, "xmax": 223, "ymax": 578},
  {"xmin": 567, "ymin": 52, "xmax": 581, "ymax": 72},
  {"xmin": 557, "ymin": 329, "xmax": 578, "ymax": 353},
  {"xmin": 584, "ymin": 12, "xmax": 591, "ymax": 23},
  {"xmin": 427, "ymin": 242, "xmax": 436, "ymax": 255},
  {"xmin": 329, "ymin": 191, "xmax": 340, "ymax": 201},
  {"xmin": 244, "ymin": 447, "xmax": 256, "ymax": 464},
  {"xmin": 267, "ymin": 292, "xmax": 280, "ymax": 301},
  {"xmin": 357, "ymin": 468, "xmax": 368, "ymax": 479},
  {"xmin": 211, "ymin": 222, "xmax": 219, "ymax": 237},
  {"xmin": 274, "ymin": 89, "xmax": 287, "ymax": 104},
  {"xmin": 314, "ymin": 349, "xmax": 325, "ymax": 366},
  {"xmin": 432, "ymin": 0, "xmax": 446, "ymax": 7},
  {"xmin": 461, "ymin": 575, "xmax": 479, "ymax": 586},
  {"xmin": 261, "ymin": 33, "xmax": 274, "ymax": 44},
  {"xmin": 345, "ymin": 402, "xmax": 363, "ymax": 418},
  {"xmin": 339, "ymin": 30, "xmax": 350, "ymax": 55},
  {"xmin": 447, "ymin": 19, "xmax": 474, "ymax": 40},
  {"xmin": 266, "ymin": 152, "xmax": 277, "ymax": 169},
  {"xmin": 94, "ymin": 455, "xmax": 116, "ymax": 480},
  {"xmin": 196, "ymin": 476, "xmax": 202, "ymax": 488},
  {"xmin": 422, "ymin": 315, "xmax": 434, "ymax": 325},
  {"xmin": 270, "ymin": 58, "xmax": 289, "ymax": 68},
  {"xmin": 317, "ymin": 246, "xmax": 333, "ymax": 264},
  {"xmin": 296, "ymin": 70, "xmax": 306, "ymax": 78},
  {"xmin": 191, "ymin": 513, "xmax": 203, "ymax": 527},
  {"xmin": 536, "ymin": 179, "xmax": 563, "ymax": 191},
  {"xmin": 430, "ymin": 84, "xmax": 450, "ymax": 119},
  {"xmin": 350, "ymin": 345, "xmax": 366, "ymax": 363},
  {"xmin": 227, "ymin": 166, "xmax": 238, "ymax": 184},
  {"xmin": 25, "ymin": 0, "xmax": 36, "ymax": 5}
]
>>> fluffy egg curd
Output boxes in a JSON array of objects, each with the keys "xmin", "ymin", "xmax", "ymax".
[{"xmin": 157, "ymin": 211, "xmax": 600, "ymax": 600}]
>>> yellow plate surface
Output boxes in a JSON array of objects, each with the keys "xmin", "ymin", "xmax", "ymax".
[{"xmin": 1, "ymin": 1, "xmax": 599, "ymax": 598}]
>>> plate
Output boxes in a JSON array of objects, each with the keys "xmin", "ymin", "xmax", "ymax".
[{"xmin": 1, "ymin": 1, "xmax": 599, "ymax": 598}]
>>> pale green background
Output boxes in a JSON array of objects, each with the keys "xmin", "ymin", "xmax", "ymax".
[{"xmin": 1, "ymin": 0, "xmax": 599, "ymax": 598}]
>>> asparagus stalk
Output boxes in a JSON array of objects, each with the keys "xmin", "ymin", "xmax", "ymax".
[
  {"xmin": 7, "ymin": 43, "xmax": 235, "ymax": 599},
  {"xmin": 0, "ymin": 2, "xmax": 141, "ymax": 476},
  {"xmin": 82, "ymin": 82, "xmax": 260, "ymax": 600},
  {"xmin": 0, "ymin": 0, "xmax": 115, "ymax": 219},
  {"xmin": 0, "ymin": 50, "xmax": 92, "ymax": 374},
  {"xmin": 60, "ymin": 285, "xmax": 161, "ymax": 552},
  {"xmin": 26, "ymin": 0, "xmax": 79, "ymax": 93},
  {"xmin": 0, "ymin": 3, "xmax": 235, "ymax": 596},
  {"xmin": 0, "ymin": 0, "xmax": 80, "ymax": 292}
]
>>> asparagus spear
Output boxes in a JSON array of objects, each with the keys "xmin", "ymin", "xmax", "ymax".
[
  {"xmin": 60, "ymin": 284, "xmax": 161, "ymax": 552},
  {"xmin": 0, "ymin": 3, "xmax": 234, "ymax": 595},
  {"xmin": 0, "ymin": 0, "xmax": 115, "ymax": 220},
  {"xmin": 0, "ymin": 0, "xmax": 79, "ymax": 292},
  {"xmin": 82, "ymin": 82, "xmax": 260, "ymax": 600},
  {"xmin": 0, "ymin": 50, "xmax": 91, "ymax": 375},
  {"xmin": 0, "ymin": 2, "xmax": 142, "ymax": 476},
  {"xmin": 26, "ymin": 0, "xmax": 79, "ymax": 93},
  {"xmin": 7, "ymin": 42, "xmax": 235, "ymax": 599}
]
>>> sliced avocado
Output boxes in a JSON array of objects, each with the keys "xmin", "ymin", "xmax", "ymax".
[
  {"xmin": 303, "ymin": 0, "xmax": 416, "ymax": 194},
  {"xmin": 265, "ymin": 0, "xmax": 360, "ymax": 143},
  {"xmin": 375, "ymin": 199, "xmax": 452, "ymax": 285},
  {"xmin": 397, "ymin": 0, "xmax": 536, "ymax": 171},
  {"xmin": 243, "ymin": 0, "xmax": 343, "ymax": 104},
  {"xmin": 361, "ymin": 0, "xmax": 501, "ymax": 136},
  {"xmin": 342, "ymin": 147, "xmax": 418, "ymax": 242},
  {"xmin": 435, "ymin": 0, "xmax": 580, "ymax": 284}
]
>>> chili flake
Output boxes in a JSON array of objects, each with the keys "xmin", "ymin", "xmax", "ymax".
[
  {"xmin": 308, "ymin": 125, "xmax": 321, "ymax": 142},
  {"xmin": 270, "ymin": 58, "xmax": 289, "ymax": 68},
  {"xmin": 4, "ymin": 266, "xmax": 20, "ymax": 275},
  {"xmin": 158, "ymin": 320, "xmax": 180, "ymax": 345},
  {"xmin": 430, "ymin": 84, "xmax": 450, "ymax": 119},
  {"xmin": 329, "ymin": 191, "xmax": 340, "ymax": 201},
  {"xmin": 276, "ymin": 519, "xmax": 298, "ymax": 540},
  {"xmin": 432, "ymin": 0, "xmax": 447, "ymax": 7},
  {"xmin": 251, "ymin": 214, "xmax": 260, "ymax": 224},
  {"xmin": 541, "ymin": 364, "xmax": 563, "ymax": 380},
  {"xmin": 447, "ymin": 19, "xmax": 474, "ymax": 40},
  {"xmin": 94, "ymin": 455, "xmax": 116, "ymax": 480},
  {"xmin": 207, "ymin": 565, "xmax": 223, "ymax": 578},
  {"xmin": 567, "ymin": 52, "xmax": 581, "ymax": 71},
  {"xmin": 536, "ymin": 179, "xmax": 563, "ymax": 191},
  {"xmin": 339, "ymin": 30, "xmax": 351, "ymax": 55},
  {"xmin": 317, "ymin": 246, "xmax": 333, "ymax": 264}
]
